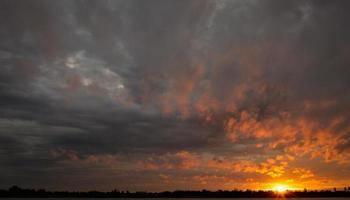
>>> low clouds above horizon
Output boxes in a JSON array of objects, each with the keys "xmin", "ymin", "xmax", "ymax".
[{"xmin": 1, "ymin": 0, "xmax": 350, "ymax": 191}]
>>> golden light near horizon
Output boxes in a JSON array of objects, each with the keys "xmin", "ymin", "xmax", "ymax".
[{"xmin": 272, "ymin": 184, "xmax": 289, "ymax": 193}]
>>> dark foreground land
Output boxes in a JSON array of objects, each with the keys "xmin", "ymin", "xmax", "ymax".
[{"xmin": 1, "ymin": 186, "xmax": 350, "ymax": 198}]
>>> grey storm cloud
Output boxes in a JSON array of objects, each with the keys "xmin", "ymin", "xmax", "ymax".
[{"xmin": 1, "ymin": 0, "xmax": 350, "ymax": 191}]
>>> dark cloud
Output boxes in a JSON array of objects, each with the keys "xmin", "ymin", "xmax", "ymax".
[{"xmin": 0, "ymin": 0, "xmax": 350, "ymax": 191}]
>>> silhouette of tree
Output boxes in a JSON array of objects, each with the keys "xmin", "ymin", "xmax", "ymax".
[{"xmin": 1, "ymin": 185, "xmax": 350, "ymax": 198}]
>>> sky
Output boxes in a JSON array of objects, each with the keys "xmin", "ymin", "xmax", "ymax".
[{"xmin": 1, "ymin": 0, "xmax": 350, "ymax": 192}]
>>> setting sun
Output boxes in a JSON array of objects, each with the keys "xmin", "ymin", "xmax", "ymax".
[
  {"xmin": 1, "ymin": 0, "xmax": 350, "ymax": 198},
  {"xmin": 273, "ymin": 185, "xmax": 288, "ymax": 193}
]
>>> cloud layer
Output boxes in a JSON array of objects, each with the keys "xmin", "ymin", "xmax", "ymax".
[{"xmin": 1, "ymin": 0, "xmax": 350, "ymax": 191}]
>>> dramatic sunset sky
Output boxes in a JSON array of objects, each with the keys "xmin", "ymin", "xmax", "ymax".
[{"xmin": 1, "ymin": 0, "xmax": 350, "ymax": 192}]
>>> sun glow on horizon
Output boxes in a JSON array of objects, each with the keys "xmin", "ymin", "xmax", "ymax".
[{"xmin": 272, "ymin": 184, "xmax": 289, "ymax": 193}]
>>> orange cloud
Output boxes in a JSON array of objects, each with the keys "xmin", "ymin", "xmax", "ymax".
[
  {"xmin": 128, "ymin": 40, "xmax": 350, "ymax": 189},
  {"xmin": 292, "ymin": 168, "xmax": 314, "ymax": 179}
]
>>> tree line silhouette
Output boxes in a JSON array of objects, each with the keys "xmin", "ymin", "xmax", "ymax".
[{"xmin": 1, "ymin": 185, "xmax": 350, "ymax": 198}]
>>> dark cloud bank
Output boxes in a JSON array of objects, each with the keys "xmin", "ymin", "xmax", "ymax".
[{"xmin": 0, "ymin": 0, "xmax": 350, "ymax": 191}]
